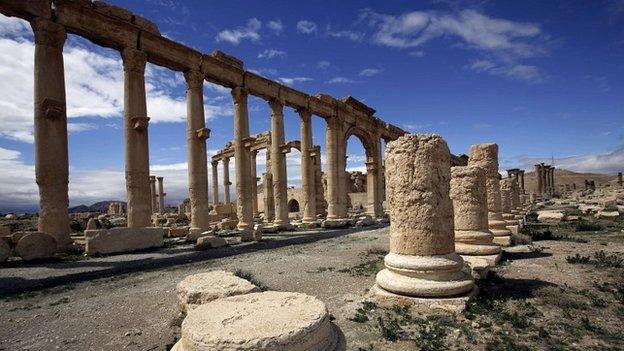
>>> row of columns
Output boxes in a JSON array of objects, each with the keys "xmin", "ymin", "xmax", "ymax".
[
  {"xmin": 506, "ymin": 169, "xmax": 525, "ymax": 194},
  {"xmin": 534, "ymin": 163, "xmax": 555, "ymax": 195},
  {"xmin": 149, "ymin": 176, "xmax": 165, "ymax": 214}
]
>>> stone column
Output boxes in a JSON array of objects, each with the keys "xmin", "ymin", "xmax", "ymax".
[
  {"xmin": 542, "ymin": 165, "xmax": 549, "ymax": 194},
  {"xmin": 31, "ymin": 19, "xmax": 72, "ymax": 250},
  {"xmin": 312, "ymin": 148, "xmax": 326, "ymax": 216},
  {"xmin": 338, "ymin": 140, "xmax": 348, "ymax": 218},
  {"xmin": 373, "ymin": 134, "xmax": 474, "ymax": 305},
  {"xmin": 299, "ymin": 109, "xmax": 316, "ymax": 223},
  {"xmin": 184, "ymin": 70, "xmax": 210, "ymax": 233},
  {"xmin": 150, "ymin": 176, "xmax": 157, "ymax": 214},
  {"xmin": 250, "ymin": 150, "xmax": 259, "ymax": 218},
  {"xmin": 269, "ymin": 99, "xmax": 290, "ymax": 228},
  {"xmin": 325, "ymin": 117, "xmax": 340, "ymax": 219},
  {"xmin": 519, "ymin": 170, "xmax": 525, "ymax": 193},
  {"xmin": 263, "ymin": 171, "xmax": 275, "ymax": 222},
  {"xmin": 366, "ymin": 137, "xmax": 383, "ymax": 218},
  {"xmin": 223, "ymin": 157, "xmax": 231, "ymax": 205},
  {"xmin": 550, "ymin": 167, "xmax": 555, "ymax": 194},
  {"xmin": 618, "ymin": 172, "xmax": 623, "ymax": 187},
  {"xmin": 157, "ymin": 176, "xmax": 165, "ymax": 214},
  {"xmin": 469, "ymin": 143, "xmax": 512, "ymax": 246},
  {"xmin": 535, "ymin": 164, "xmax": 543, "ymax": 195},
  {"xmin": 450, "ymin": 166, "xmax": 501, "ymax": 267},
  {"xmin": 232, "ymin": 87, "xmax": 254, "ymax": 235},
  {"xmin": 211, "ymin": 160, "xmax": 219, "ymax": 205},
  {"xmin": 500, "ymin": 179, "xmax": 518, "ymax": 224}
]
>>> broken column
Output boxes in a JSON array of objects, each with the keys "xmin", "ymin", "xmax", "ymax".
[
  {"xmin": 157, "ymin": 176, "xmax": 165, "ymax": 214},
  {"xmin": 269, "ymin": 99, "xmax": 290, "ymax": 229},
  {"xmin": 223, "ymin": 157, "xmax": 231, "ymax": 205},
  {"xmin": 469, "ymin": 143, "xmax": 512, "ymax": 246},
  {"xmin": 211, "ymin": 160, "xmax": 219, "ymax": 205},
  {"xmin": 31, "ymin": 18, "xmax": 72, "ymax": 251},
  {"xmin": 150, "ymin": 176, "xmax": 158, "ymax": 214},
  {"xmin": 372, "ymin": 134, "xmax": 475, "ymax": 312},
  {"xmin": 122, "ymin": 47, "xmax": 151, "ymax": 228},
  {"xmin": 450, "ymin": 166, "xmax": 501, "ymax": 267},
  {"xmin": 184, "ymin": 70, "xmax": 211, "ymax": 234},
  {"xmin": 299, "ymin": 108, "xmax": 317, "ymax": 224},
  {"xmin": 231, "ymin": 87, "xmax": 254, "ymax": 237}
]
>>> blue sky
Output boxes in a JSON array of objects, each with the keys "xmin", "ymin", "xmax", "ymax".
[{"xmin": 0, "ymin": 0, "xmax": 623, "ymax": 211}]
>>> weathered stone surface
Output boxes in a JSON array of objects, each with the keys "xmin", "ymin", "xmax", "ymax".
[
  {"xmin": 0, "ymin": 226, "xmax": 10, "ymax": 236},
  {"xmin": 321, "ymin": 219, "xmax": 350, "ymax": 228},
  {"xmin": 537, "ymin": 210, "xmax": 566, "ymax": 222},
  {"xmin": 168, "ymin": 227, "xmax": 189, "ymax": 238},
  {"xmin": 15, "ymin": 232, "xmax": 57, "ymax": 261},
  {"xmin": 374, "ymin": 134, "xmax": 475, "ymax": 305},
  {"xmin": 173, "ymin": 291, "xmax": 345, "ymax": 351},
  {"xmin": 84, "ymin": 227, "xmax": 164, "ymax": 255},
  {"xmin": 11, "ymin": 231, "xmax": 26, "ymax": 245},
  {"xmin": 176, "ymin": 271, "xmax": 260, "ymax": 312},
  {"xmin": 595, "ymin": 210, "xmax": 620, "ymax": 219},
  {"xmin": 194, "ymin": 235, "xmax": 227, "ymax": 250},
  {"xmin": 86, "ymin": 218, "xmax": 98, "ymax": 230},
  {"xmin": 0, "ymin": 239, "xmax": 10, "ymax": 262}
]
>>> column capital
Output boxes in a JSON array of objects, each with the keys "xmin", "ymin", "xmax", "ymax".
[
  {"xmin": 297, "ymin": 107, "xmax": 312, "ymax": 120},
  {"xmin": 150, "ymin": 175, "xmax": 156, "ymax": 181},
  {"xmin": 268, "ymin": 98, "xmax": 285, "ymax": 113},
  {"xmin": 211, "ymin": 160, "xmax": 219, "ymax": 167},
  {"xmin": 157, "ymin": 176, "xmax": 164, "ymax": 181},
  {"xmin": 231, "ymin": 86, "xmax": 248, "ymax": 102},
  {"xmin": 31, "ymin": 18, "xmax": 66, "ymax": 49},
  {"xmin": 223, "ymin": 157, "xmax": 230, "ymax": 164},
  {"xmin": 184, "ymin": 70, "xmax": 205, "ymax": 90},
  {"xmin": 122, "ymin": 48, "xmax": 147, "ymax": 73}
]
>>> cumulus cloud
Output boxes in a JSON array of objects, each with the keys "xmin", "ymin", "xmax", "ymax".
[
  {"xmin": 468, "ymin": 59, "xmax": 542, "ymax": 83},
  {"xmin": 216, "ymin": 18, "xmax": 262, "ymax": 44},
  {"xmin": 267, "ymin": 20, "xmax": 284, "ymax": 34},
  {"xmin": 359, "ymin": 68, "xmax": 382, "ymax": 77},
  {"xmin": 0, "ymin": 15, "xmax": 230, "ymax": 143},
  {"xmin": 297, "ymin": 20, "xmax": 317, "ymax": 34},
  {"xmin": 257, "ymin": 49, "xmax": 286, "ymax": 59}
]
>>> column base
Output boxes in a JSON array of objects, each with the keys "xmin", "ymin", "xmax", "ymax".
[
  {"xmin": 321, "ymin": 218, "xmax": 350, "ymax": 229},
  {"xmin": 461, "ymin": 252, "xmax": 501, "ymax": 268},
  {"xmin": 505, "ymin": 225, "xmax": 519, "ymax": 235},
  {"xmin": 368, "ymin": 284, "xmax": 478, "ymax": 314},
  {"xmin": 239, "ymin": 229, "xmax": 261, "ymax": 242},
  {"xmin": 492, "ymin": 235, "xmax": 512, "ymax": 246}
]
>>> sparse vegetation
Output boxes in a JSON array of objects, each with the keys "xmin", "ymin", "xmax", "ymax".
[{"xmin": 576, "ymin": 221, "xmax": 604, "ymax": 232}]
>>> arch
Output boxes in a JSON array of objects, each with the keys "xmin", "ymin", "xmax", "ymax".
[
  {"xmin": 343, "ymin": 126, "xmax": 376, "ymax": 160},
  {"xmin": 288, "ymin": 199, "xmax": 300, "ymax": 213}
]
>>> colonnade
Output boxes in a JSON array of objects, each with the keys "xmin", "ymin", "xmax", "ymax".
[
  {"xmin": 534, "ymin": 163, "xmax": 555, "ymax": 196},
  {"xmin": 506, "ymin": 168, "xmax": 525, "ymax": 194}
]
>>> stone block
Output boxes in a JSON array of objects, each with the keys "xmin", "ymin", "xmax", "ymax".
[
  {"xmin": 595, "ymin": 211, "xmax": 620, "ymax": 219},
  {"xmin": 84, "ymin": 227, "xmax": 164, "ymax": 255},
  {"xmin": 537, "ymin": 210, "xmax": 566, "ymax": 222},
  {"xmin": 0, "ymin": 239, "xmax": 10, "ymax": 262},
  {"xmin": 176, "ymin": 270, "xmax": 260, "ymax": 312},
  {"xmin": 0, "ymin": 226, "xmax": 10, "ymax": 236},
  {"xmin": 194, "ymin": 235, "xmax": 227, "ymax": 251},
  {"xmin": 15, "ymin": 232, "xmax": 57, "ymax": 261},
  {"xmin": 168, "ymin": 227, "xmax": 189, "ymax": 238}
]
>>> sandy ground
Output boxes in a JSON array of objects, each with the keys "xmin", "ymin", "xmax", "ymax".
[{"xmin": 0, "ymin": 220, "xmax": 623, "ymax": 351}]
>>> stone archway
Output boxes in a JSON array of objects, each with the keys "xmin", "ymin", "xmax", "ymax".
[{"xmin": 288, "ymin": 199, "xmax": 300, "ymax": 213}]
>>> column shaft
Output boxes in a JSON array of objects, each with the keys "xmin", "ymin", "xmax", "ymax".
[
  {"xmin": 325, "ymin": 117, "xmax": 340, "ymax": 219},
  {"xmin": 366, "ymin": 137, "xmax": 383, "ymax": 217},
  {"xmin": 223, "ymin": 158, "xmax": 231, "ymax": 204},
  {"xmin": 269, "ymin": 99, "xmax": 289, "ymax": 227},
  {"xmin": 31, "ymin": 19, "xmax": 72, "ymax": 250},
  {"xmin": 232, "ymin": 87, "xmax": 253, "ymax": 231},
  {"xmin": 123, "ymin": 47, "xmax": 151, "ymax": 228},
  {"xmin": 250, "ymin": 150, "xmax": 259, "ymax": 217},
  {"xmin": 157, "ymin": 177, "xmax": 165, "ymax": 214},
  {"xmin": 150, "ymin": 176, "xmax": 157, "ymax": 214},
  {"xmin": 211, "ymin": 161, "xmax": 219, "ymax": 205},
  {"xmin": 299, "ymin": 109, "xmax": 316, "ymax": 222},
  {"xmin": 184, "ymin": 70, "xmax": 210, "ymax": 231}
]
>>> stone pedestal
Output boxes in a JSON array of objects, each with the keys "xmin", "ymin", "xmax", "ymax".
[
  {"xmin": 184, "ymin": 70, "xmax": 211, "ymax": 233},
  {"xmin": 468, "ymin": 144, "xmax": 512, "ymax": 246},
  {"xmin": 450, "ymin": 166, "xmax": 501, "ymax": 268},
  {"xmin": 176, "ymin": 271, "xmax": 260, "ymax": 312},
  {"xmin": 371, "ymin": 134, "xmax": 475, "ymax": 312},
  {"xmin": 172, "ymin": 291, "xmax": 345, "ymax": 351},
  {"xmin": 31, "ymin": 19, "xmax": 72, "ymax": 251},
  {"xmin": 122, "ymin": 47, "xmax": 152, "ymax": 228}
]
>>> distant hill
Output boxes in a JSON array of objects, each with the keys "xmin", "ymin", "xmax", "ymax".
[
  {"xmin": 69, "ymin": 201, "xmax": 126, "ymax": 213},
  {"xmin": 520, "ymin": 169, "xmax": 618, "ymax": 193}
]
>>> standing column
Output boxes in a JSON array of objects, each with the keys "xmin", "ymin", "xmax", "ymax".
[
  {"xmin": 372, "ymin": 134, "xmax": 474, "ymax": 302},
  {"xmin": 366, "ymin": 138, "xmax": 383, "ymax": 218},
  {"xmin": 184, "ymin": 70, "xmax": 210, "ymax": 232},
  {"xmin": 550, "ymin": 167, "xmax": 555, "ymax": 193},
  {"xmin": 223, "ymin": 157, "xmax": 231, "ymax": 205},
  {"xmin": 299, "ymin": 109, "xmax": 316, "ymax": 223},
  {"xmin": 250, "ymin": 150, "xmax": 259, "ymax": 218},
  {"xmin": 157, "ymin": 177, "xmax": 165, "ymax": 214},
  {"xmin": 338, "ymin": 140, "xmax": 348, "ymax": 218},
  {"xmin": 150, "ymin": 176, "xmax": 158, "ymax": 214},
  {"xmin": 269, "ymin": 99, "xmax": 290, "ymax": 228},
  {"xmin": 535, "ymin": 164, "xmax": 543, "ymax": 195},
  {"xmin": 31, "ymin": 19, "xmax": 72, "ymax": 250},
  {"xmin": 211, "ymin": 160, "xmax": 220, "ymax": 205},
  {"xmin": 232, "ymin": 87, "xmax": 254, "ymax": 234},
  {"xmin": 519, "ymin": 170, "xmax": 525, "ymax": 193},
  {"xmin": 469, "ymin": 143, "xmax": 512, "ymax": 246},
  {"xmin": 122, "ymin": 47, "xmax": 151, "ymax": 228},
  {"xmin": 325, "ymin": 117, "xmax": 340, "ymax": 219}
]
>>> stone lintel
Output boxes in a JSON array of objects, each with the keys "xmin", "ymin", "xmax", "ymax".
[
  {"xmin": 201, "ymin": 54, "xmax": 244, "ymax": 88},
  {"xmin": 140, "ymin": 30, "xmax": 202, "ymax": 71},
  {"xmin": 342, "ymin": 96, "xmax": 376, "ymax": 116},
  {"xmin": 244, "ymin": 71, "xmax": 280, "ymax": 101},
  {"xmin": 0, "ymin": 0, "xmax": 51, "ymax": 20}
]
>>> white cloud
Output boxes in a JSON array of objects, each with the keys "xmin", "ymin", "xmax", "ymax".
[
  {"xmin": 216, "ymin": 18, "xmax": 262, "ymax": 44},
  {"xmin": 277, "ymin": 77, "xmax": 313, "ymax": 86},
  {"xmin": 297, "ymin": 20, "xmax": 317, "ymax": 34},
  {"xmin": 326, "ymin": 25, "xmax": 365, "ymax": 42},
  {"xmin": 68, "ymin": 123, "xmax": 98, "ymax": 133},
  {"xmin": 257, "ymin": 49, "xmax": 286, "ymax": 59},
  {"xmin": 514, "ymin": 147, "xmax": 624, "ymax": 174},
  {"xmin": 267, "ymin": 20, "xmax": 284, "ymax": 34},
  {"xmin": 359, "ymin": 68, "xmax": 382, "ymax": 77},
  {"xmin": 468, "ymin": 59, "xmax": 542, "ymax": 83},
  {"xmin": 327, "ymin": 77, "xmax": 355, "ymax": 84},
  {"xmin": 0, "ymin": 15, "xmax": 230, "ymax": 143},
  {"xmin": 317, "ymin": 60, "xmax": 330, "ymax": 69}
]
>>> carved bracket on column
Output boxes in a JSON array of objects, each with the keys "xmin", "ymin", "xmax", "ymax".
[
  {"xmin": 365, "ymin": 161, "xmax": 377, "ymax": 172},
  {"xmin": 243, "ymin": 136, "xmax": 255, "ymax": 148},
  {"xmin": 41, "ymin": 98, "xmax": 65, "ymax": 120},
  {"xmin": 131, "ymin": 116, "xmax": 150, "ymax": 131},
  {"xmin": 281, "ymin": 145, "xmax": 291, "ymax": 154},
  {"xmin": 196, "ymin": 127, "xmax": 210, "ymax": 140}
]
